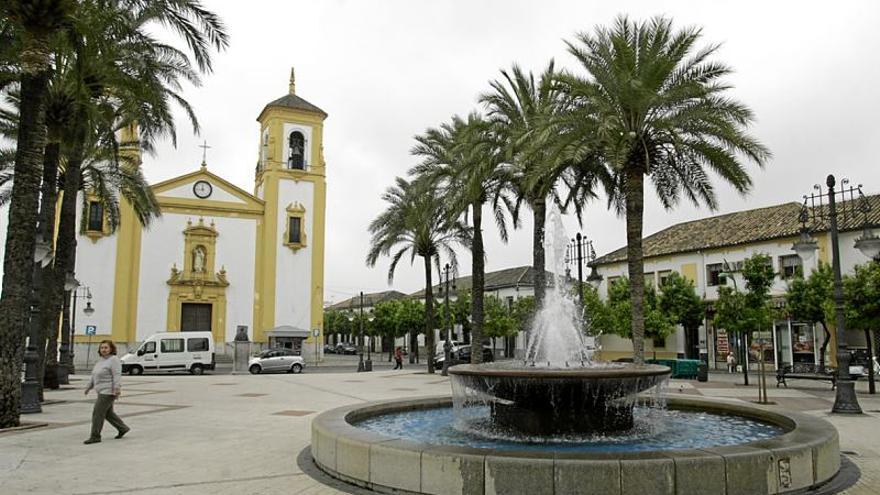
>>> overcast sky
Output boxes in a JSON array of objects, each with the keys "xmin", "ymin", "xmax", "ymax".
[{"xmin": 4, "ymin": 0, "xmax": 880, "ymax": 304}]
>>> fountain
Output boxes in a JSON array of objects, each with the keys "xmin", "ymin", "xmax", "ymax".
[
  {"xmin": 448, "ymin": 207, "xmax": 670, "ymax": 435},
  {"xmin": 311, "ymin": 206, "xmax": 842, "ymax": 494}
]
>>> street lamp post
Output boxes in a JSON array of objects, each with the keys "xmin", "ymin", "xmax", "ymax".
[
  {"xmin": 67, "ymin": 286, "xmax": 94, "ymax": 375},
  {"xmin": 21, "ymin": 235, "xmax": 54, "ymax": 414},
  {"xmin": 441, "ymin": 263, "xmax": 455, "ymax": 377},
  {"xmin": 57, "ymin": 274, "xmax": 80, "ymax": 384},
  {"xmin": 793, "ymin": 175, "xmax": 863, "ymax": 414},
  {"xmin": 357, "ymin": 291, "xmax": 366, "ymax": 373},
  {"xmin": 566, "ymin": 234, "xmax": 592, "ymax": 307}
]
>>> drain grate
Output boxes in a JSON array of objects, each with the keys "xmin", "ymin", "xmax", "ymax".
[{"xmin": 841, "ymin": 450, "xmax": 859, "ymax": 456}]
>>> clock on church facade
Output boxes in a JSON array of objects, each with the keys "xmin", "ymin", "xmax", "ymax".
[{"xmin": 70, "ymin": 69, "xmax": 328, "ymax": 364}]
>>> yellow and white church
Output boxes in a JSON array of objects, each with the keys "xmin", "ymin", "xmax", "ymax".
[{"xmin": 73, "ymin": 71, "xmax": 326, "ymax": 359}]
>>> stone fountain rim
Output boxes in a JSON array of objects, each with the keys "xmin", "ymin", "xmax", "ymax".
[
  {"xmin": 447, "ymin": 362, "xmax": 671, "ymax": 379},
  {"xmin": 311, "ymin": 394, "xmax": 840, "ymax": 494}
]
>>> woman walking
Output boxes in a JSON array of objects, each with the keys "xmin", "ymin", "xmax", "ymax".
[{"xmin": 84, "ymin": 340, "xmax": 130, "ymax": 444}]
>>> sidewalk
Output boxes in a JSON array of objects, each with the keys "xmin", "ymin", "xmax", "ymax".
[{"xmin": 0, "ymin": 369, "xmax": 877, "ymax": 494}]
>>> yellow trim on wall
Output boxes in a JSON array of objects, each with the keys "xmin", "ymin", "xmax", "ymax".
[
  {"xmin": 153, "ymin": 167, "xmax": 266, "ymax": 207},
  {"xmin": 309, "ymin": 174, "xmax": 327, "ymax": 345},
  {"xmin": 110, "ymin": 199, "xmax": 143, "ymax": 344},
  {"xmin": 165, "ymin": 218, "xmax": 229, "ymax": 342},
  {"xmin": 255, "ymin": 175, "xmax": 279, "ymax": 343},
  {"xmin": 157, "ymin": 197, "xmax": 264, "ymax": 217}
]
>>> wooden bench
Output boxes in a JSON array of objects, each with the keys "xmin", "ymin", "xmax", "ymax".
[{"xmin": 776, "ymin": 363, "xmax": 837, "ymax": 389}]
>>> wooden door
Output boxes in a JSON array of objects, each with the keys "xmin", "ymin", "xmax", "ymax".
[{"xmin": 181, "ymin": 303, "xmax": 212, "ymax": 332}]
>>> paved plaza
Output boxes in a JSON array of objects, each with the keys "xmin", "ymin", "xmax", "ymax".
[{"xmin": 1, "ymin": 368, "xmax": 879, "ymax": 494}]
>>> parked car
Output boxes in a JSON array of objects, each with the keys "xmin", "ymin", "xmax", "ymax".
[
  {"xmin": 849, "ymin": 348, "xmax": 880, "ymax": 376},
  {"xmin": 323, "ymin": 344, "xmax": 336, "ymax": 354},
  {"xmin": 335, "ymin": 342, "xmax": 358, "ymax": 355},
  {"xmin": 433, "ymin": 345, "xmax": 494, "ymax": 368},
  {"xmin": 248, "ymin": 349, "xmax": 304, "ymax": 374},
  {"xmin": 122, "ymin": 331, "xmax": 215, "ymax": 375},
  {"xmin": 433, "ymin": 340, "xmax": 462, "ymax": 358}
]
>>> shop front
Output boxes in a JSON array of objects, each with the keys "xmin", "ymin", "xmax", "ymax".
[
  {"xmin": 266, "ymin": 325, "xmax": 309, "ymax": 354},
  {"xmin": 709, "ymin": 317, "xmax": 820, "ymax": 371}
]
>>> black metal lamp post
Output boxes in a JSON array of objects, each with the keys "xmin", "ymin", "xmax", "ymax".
[
  {"xmin": 566, "ymin": 233, "xmax": 591, "ymax": 307},
  {"xmin": 792, "ymin": 175, "xmax": 863, "ymax": 414},
  {"xmin": 21, "ymin": 234, "xmax": 54, "ymax": 414},
  {"xmin": 56, "ymin": 273, "xmax": 79, "ymax": 384},
  {"xmin": 441, "ymin": 263, "xmax": 455, "ymax": 377},
  {"xmin": 66, "ymin": 285, "xmax": 94, "ymax": 375},
  {"xmin": 356, "ymin": 291, "xmax": 366, "ymax": 372},
  {"xmin": 365, "ymin": 311, "xmax": 374, "ymax": 372}
]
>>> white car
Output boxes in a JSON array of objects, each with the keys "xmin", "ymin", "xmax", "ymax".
[
  {"xmin": 248, "ymin": 349, "xmax": 304, "ymax": 374},
  {"xmin": 122, "ymin": 331, "xmax": 215, "ymax": 375}
]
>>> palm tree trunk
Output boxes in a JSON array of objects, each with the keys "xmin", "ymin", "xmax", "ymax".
[
  {"xmin": 35, "ymin": 142, "xmax": 61, "ymax": 393},
  {"xmin": 0, "ymin": 65, "xmax": 51, "ymax": 428},
  {"xmin": 624, "ymin": 169, "xmax": 646, "ymax": 364},
  {"xmin": 532, "ymin": 199, "xmax": 547, "ymax": 309},
  {"xmin": 471, "ymin": 201, "xmax": 485, "ymax": 364},
  {"xmin": 424, "ymin": 255, "xmax": 435, "ymax": 373},
  {"xmin": 43, "ymin": 125, "xmax": 85, "ymax": 389}
]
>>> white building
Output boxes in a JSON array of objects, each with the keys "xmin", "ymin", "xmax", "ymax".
[
  {"xmin": 590, "ymin": 193, "xmax": 880, "ymax": 369},
  {"xmin": 72, "ymin": 70, "xmax": 328, "ymax": 364}
]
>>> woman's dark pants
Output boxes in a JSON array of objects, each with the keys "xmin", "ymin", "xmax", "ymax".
[{"xmin": 89, "ymin": 394, "xmax": 127, "ymax": 440}]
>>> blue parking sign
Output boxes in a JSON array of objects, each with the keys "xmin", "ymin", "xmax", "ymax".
[{"xmin": 85, "ymin": 325, "xmax": 97, "ymax": 336}]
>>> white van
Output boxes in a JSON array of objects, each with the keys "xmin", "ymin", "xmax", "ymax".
[{"xmin": 121, "ymin": 332, "xmax": 216, "ymax": 375}]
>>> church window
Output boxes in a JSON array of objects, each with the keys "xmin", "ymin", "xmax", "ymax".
[
  {"xmin": 283, "ymin": 203, "xmax": 307, "ymax": 251},
  {"xmin": 288, "ymin": 131, "xmax": 305, "ymax": 170},
  {"xmin": 87, "ymin": 201, "xmax": 104, "ymax": 232},
  {"xmin": 288, "ymin": 217, "xmax": 302, "ymax": 244}
]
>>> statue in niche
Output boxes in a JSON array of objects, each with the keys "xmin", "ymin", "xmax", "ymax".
[{"xmin": 193, "ymin": 245, "xmax": 207, "ymax": 273}]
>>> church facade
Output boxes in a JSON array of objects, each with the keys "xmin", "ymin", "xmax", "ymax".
[{"xmin": 73, "ymin": 71, "xmax": 326, "ymax": 361}]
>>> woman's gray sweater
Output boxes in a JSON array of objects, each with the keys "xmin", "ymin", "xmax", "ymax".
[{"xmin": 87, "ymin": 356, "xmax": 122, "ymax": 396}]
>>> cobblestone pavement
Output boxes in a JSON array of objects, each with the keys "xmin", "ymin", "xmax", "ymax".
[{"xmin": 0, "ymin": 369, "xmax": 877, "ymax": 494}]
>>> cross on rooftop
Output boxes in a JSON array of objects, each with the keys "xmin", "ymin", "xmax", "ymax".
[{"xmin": 199, "ymin": 140, "xmax": 211, "ymax": 166}]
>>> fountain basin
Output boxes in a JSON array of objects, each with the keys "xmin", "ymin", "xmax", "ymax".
[
  {"xmin": 449, "ymin": 363, "xmax": 670, "ymax": 434},
  {"xmin": 311, "ymin": 395, "xmax": 840, "ymax": 495}
]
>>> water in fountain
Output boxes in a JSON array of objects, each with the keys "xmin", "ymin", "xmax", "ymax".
[
  {"xmin": 523, "ymin": 204, "xmax": 593, "ymax": 367},
  {"xmin": 447, "ymin": 204, "xmax": 671, "ymax": 436}
]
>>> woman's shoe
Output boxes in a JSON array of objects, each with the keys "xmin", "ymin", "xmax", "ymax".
[
  {"xmin": 83, "ymin": 438, "xmax": 101, "ymax": 444},
  {"xmin": 115, "ymin": 427, "xmax": 130, "ymax": 439}
]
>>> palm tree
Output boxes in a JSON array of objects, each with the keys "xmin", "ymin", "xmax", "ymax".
[
  {"xmin": 557, "ymin": 16, "xmax": 769, "ymax": 363},
  {"xmin": 366, "ymin": 177, "xmax": 469, "ymax": 373},
  {"xmin": 0, "ymin": 0, "xmax": 75, "ymax": 429},
  {"xmin": 480, "ymin": 61, "xmax": 572, "ymax": 311},
  {"xmin": 0, "ymin": 0, "xmax": 227, "ymax": 425},
  {"xmin": 411, "ymin": 113, "xmax": 511, "ymax": 364}
]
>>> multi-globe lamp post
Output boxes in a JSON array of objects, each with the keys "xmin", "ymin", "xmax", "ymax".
[
  {"xmin": 566, "ymin": 233, "xmax": 601, "ymax": 307},
  {"xmin": 348, "ymin": 291, "xmax": 374, "ymax": 373},
  {"xmin": 792, "ymin": 175, "xmax": 878, "ymax": 412}
]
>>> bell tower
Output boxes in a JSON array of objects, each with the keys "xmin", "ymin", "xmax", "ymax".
[{"xmin": 253, "ymin": 68, "xmax": 327, "ymax": 352}]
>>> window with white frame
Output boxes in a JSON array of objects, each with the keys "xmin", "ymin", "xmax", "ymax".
[{"xmin": 779, "ymin": 255, "xmax": 802, "ymax": 279}]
